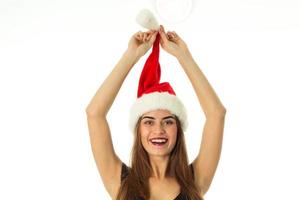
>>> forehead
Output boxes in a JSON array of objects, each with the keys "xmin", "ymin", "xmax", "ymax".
[{"xmin": 142, "ymin": 109, "xmax": 174, "ymax": 118}]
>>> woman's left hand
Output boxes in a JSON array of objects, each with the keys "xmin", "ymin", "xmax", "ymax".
[
  {"xmin": 158, "ymin": 25, "xmax": 189, "ymax": 58},
  {"xmin": 127, "ymin": 30, "xmax": 158, "ymax": 60}
]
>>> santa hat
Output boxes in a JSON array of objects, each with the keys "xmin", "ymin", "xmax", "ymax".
[{"xmin": 128, "ymin": 33, "xmax": 188, "ymax": 133}]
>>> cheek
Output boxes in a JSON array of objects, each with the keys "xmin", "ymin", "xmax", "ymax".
[
  {"xmin": 168, "ymin": 127, "xmax": 178, "ymax": 143},
  {"xmin": 139, "ymin": 129, "xmax": 149, "ymax": 145}
]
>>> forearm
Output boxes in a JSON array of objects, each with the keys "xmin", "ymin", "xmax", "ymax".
[
  {"xmin": 86, "ymin": 50, "xmax": 139, "ymax": 116},
  {"xmin": 177, "ymin": 50, "xmax": 226, "ymax": 118}
]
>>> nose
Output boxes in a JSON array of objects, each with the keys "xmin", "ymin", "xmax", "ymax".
[{"xmin": 152, "ymin": 122, "xmax": 166, "ymax": 134}]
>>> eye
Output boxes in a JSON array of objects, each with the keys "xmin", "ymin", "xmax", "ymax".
[
  {"xmin": 165, "ymin": 120, "xmax": 174, "ymax": 125},
  {"xmin": 144, "ymin": 120, "xmax": 153, "ymax": 125}
]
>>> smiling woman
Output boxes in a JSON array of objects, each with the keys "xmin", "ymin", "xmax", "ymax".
[
  {"xmin": 140, "ymin": 110, "xmax": 178, "ymax": 157},
  {"xmin": 117, "ymin": 110, "xmax": 199, "ymax": 200},
  {"xmin": 86, "ymin": 25, "xmax": 226, "ymax": 200}
]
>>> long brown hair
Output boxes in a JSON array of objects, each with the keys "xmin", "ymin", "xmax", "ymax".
[{"xmin": 116, "ymin": 115, "xmax": 204, "ymax": 200}]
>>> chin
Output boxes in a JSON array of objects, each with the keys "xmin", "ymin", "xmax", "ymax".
[{"xmin": 146, "ymin": 146, "xmax": 173, "ymax": 157}]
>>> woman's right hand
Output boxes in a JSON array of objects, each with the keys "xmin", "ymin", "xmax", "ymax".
[{"xmin": 127, "ymin": 30, "xmax": 158, "ymax": 60}]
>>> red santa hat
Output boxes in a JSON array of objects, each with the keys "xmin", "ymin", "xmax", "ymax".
[{"xmin": 129, "ymin": 33, "xmax": 188, "ymax": 133}]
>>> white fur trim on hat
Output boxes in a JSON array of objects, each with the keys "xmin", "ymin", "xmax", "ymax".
[
  {"xmin": 129, "ymin": 92, "xmax": 188, "ymax": 133},
  {"xmin": 136, "ymin": 9, "xmax": 160, "ymax": 30}
]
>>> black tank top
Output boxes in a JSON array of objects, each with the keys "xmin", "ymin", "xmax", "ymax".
[{"xmin": 121, "ymin": 162, "xmax": 194, "ymax": 200}]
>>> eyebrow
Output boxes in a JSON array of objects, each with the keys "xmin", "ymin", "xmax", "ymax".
[{"xmin": 141, "ymin": 115, "xmax": 175, "ymax": 120}]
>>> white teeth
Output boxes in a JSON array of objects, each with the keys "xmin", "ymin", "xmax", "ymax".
[{"xmin": 150, "ymin": 139, "xmax": 167, "ymax": 143}]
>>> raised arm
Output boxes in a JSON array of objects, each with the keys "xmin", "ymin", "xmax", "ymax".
[
  {"xmin": 158, "ymin": 25, "xmax": 226, "ymax": 197},
  {"xmin": 85, "ymin": 30, "xmax": 158, "ymax": 198},
  {"xmin": 176, "ymin": 49, "xmax": 226, "ymax": 196}
]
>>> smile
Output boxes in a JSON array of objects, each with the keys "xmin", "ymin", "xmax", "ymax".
[{"xmin": 149, "ymin": 138, "xmax": 168, "ymax": 148}]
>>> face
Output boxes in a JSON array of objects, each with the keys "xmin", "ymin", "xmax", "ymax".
[{"xmin": 139, "ymin": 109, "xmax": 178, "ymax": 158}]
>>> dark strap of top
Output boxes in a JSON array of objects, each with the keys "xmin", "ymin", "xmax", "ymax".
[
  {"xmin": 121, "ymin": 162, "xmax": 130, "ymax": 182},
  {"xmin": 120, "ymin": 162, "xmax": 194, "ymax": 200}
]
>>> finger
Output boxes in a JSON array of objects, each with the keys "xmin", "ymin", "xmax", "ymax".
[
  {"xmin": 161, "ymin": 25, "xmax": 166, "ymax": 33},
  {"xmin": 172, "ymin": 31, "xmax": 181, "ymax": 40},
  {"xmin": 168, "ymin": 31, "xmax": 180, "ymax": 42},
  {"xmin": 134, "ymin": 35, "xmax": 140, "ymax": 42},
  {"xmin": 167, "ymin": 32, "xmax": 173, "ymax": 39},
  {"xmin": 146, "ymin": 32, "xmax": 153, "ymax": 41},
  {"xmin": 143, "ymin": 33, "xmax": 147, "ymax": 42},
  {"xmin": 147, "ymin": 29, "xmax": 155, "ymax": 34},
  {"xmin": 134, "ymin": 31, "xmax": 141, "ymax": 35},
  {"xmin": 159, "ymin": 25, "xmax": 169, "ymax": 43},
  {"xmin": 137, "ymin": 35, "xmax": 143, "ymax": 42},
  {"xmin": 136, "ymin": 31, "xmax": 142, "ymax": 37},
  {"xmin": 172, "ymin": 31, "xmax": 178, "ymax": 37},
  {"xmin": 162, "ymin": 26, "xmax": 172, "ymax": 40},
  {"xmin": 168, "ymin": 33, "xmax": 178, "ymax": 42},
  {"xmin": 139, "ymin": 31, "xmax": 143, "ymax": 39},
  {"xmin": 149, "ymin": 31, "xmax": 158, "ymax": 44},
  {"xmin": 135, "ymin": 33, "xmax": 141, "ymax": 39}
]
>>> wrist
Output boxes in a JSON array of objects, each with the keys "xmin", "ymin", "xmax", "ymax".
[
  {"xmin": 124, "ymin": 49, "xmax": 140, "ymax": 65},
  {"xmin": 176, "ymin": 48, "xmax": 192, "ymax": 62}
]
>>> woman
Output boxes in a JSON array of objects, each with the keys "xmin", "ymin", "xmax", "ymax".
[{"xmin": 86, "ymin": 25, "xmax": 226, "ymax": 200}]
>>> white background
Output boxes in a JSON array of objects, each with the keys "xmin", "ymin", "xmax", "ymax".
[{"xmin": 1, "ymin": 0, "xmax": 300, "ymax": 199}]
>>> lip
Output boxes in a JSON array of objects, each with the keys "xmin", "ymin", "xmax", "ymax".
[
  {"xmin": 149, "ymin": 137, "xmax": 168, "ymax": 149},
  {"xmin": 149, "ymin": 137, "xmax": 168, "ymax": 141}
]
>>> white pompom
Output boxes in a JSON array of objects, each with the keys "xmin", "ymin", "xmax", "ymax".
[{"xmin": 136, "ymin": 9, "xmax": 160, "ymax": 30}]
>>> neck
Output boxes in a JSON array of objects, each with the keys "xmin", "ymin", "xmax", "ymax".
[{"xmin": 149, "ymin": 155, "xmax": 170, "ymax": 180}]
